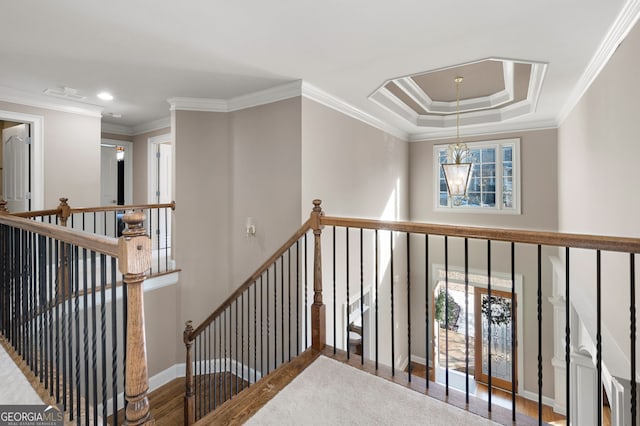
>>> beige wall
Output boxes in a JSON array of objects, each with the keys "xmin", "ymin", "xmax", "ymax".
[
  {"xmin": 558, "ymin": 20, "xmax": 640, "ymax": 379},
  {"xmin": 301, "ymin": 98, "xmax": 409, "ymax": 220},
  {"xmin": 229, "ymin": 98, "xmax": 302, "ymax": 285},
  {"xmin": 408, "ymin": 129, "xmax": 559, "ymax": 397},
  {"xmin": 0, "ymin": 101, "xmax": 101, "ymax": 208}
]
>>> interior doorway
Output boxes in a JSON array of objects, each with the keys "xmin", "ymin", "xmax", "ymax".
[
  {"xmin": 100, "ymin": 139, "xmax": 132, "ymax": 206},
  {"xmin": 148, "ymin": 133, "xmax": 172, "ymax": 250},
  {"xmin": 432, "ymin": 265, "xmax": 523, "ymax": 395},
  {"xmin": 0, "ymin": 110, "xmax": 44, "ymax": 212}
]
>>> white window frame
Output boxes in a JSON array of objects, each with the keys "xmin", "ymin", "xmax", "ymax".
[{"xmin": 434, "ymin": 138, "xmax": 521, "ymax": 214}]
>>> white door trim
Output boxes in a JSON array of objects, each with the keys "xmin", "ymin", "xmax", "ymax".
[
  {"xmin": 0, "ymin": 109, "xmax": 44, "ymax": 210},
  {"xmin": 101, "ymin": 139, "xmax": 133, "ymax": 205},
  {"xmin": 147, "ymin": 133, "xmax": 171, "ymax": 204}
]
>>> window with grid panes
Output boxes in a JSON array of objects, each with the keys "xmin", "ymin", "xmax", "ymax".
[{"xmin": 435, "ymin": 138, "xmax": 520, "ymax": 213}]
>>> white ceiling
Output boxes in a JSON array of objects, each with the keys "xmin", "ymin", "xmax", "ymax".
[{"xmin": 0, "ymin": 0, "xmax": 637, "ymax": 139}]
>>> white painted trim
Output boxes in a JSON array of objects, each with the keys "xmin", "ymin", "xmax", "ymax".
[
  {"xmin": 520, "ymin": 390, "xmax": 557, "ymax": 408},
  {"xmin": 0, "ymin": 109, "xmax": 44, "ymax": 210},
  {"xmin": 147, "ymin": 132, "xmax": 172, "ymax": 204},
  {"xmin": 408, "ymin": 118, "xmax": 558, "ymax": 142},
  {"xmin": 101, "ymin": 122, "xmax": 132, "ymax": 136},
  {"xmin": 168, "ymin": 96, "xmax": 228, "ymax": 112},
  {"xmin": 301, "ymin": 81, "xmax": 408, "ymax": 140},
  {"xmin": 101, "ymin": 138, "xmax": 133, "ymax": 205},
  {"xmin": 0, "ymin": 85, "xmax": 103, "ymax": 118},
  {"xmin": 227, "ymin": 80, "xmax": 301, "ymax": 111},
  {"xmin": 133, "ymin": 116, "xmax": 171, "ymax": 136},
  {"xmin": 557, "ymin": 0, "xmax": 640, "ymax": 125}
]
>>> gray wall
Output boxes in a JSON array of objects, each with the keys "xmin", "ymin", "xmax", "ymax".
[
  {"xmin": 408, "ymin": 129, "xmax": 559, "ymax": 397},
  {"xmin": 558, "ymin": 20, "xmax": 640, "ymax": 380}
]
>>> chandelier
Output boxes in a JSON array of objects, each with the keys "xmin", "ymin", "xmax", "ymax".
[{"xmin": 441, "ymin": 77, "xmax": 472, "ymax": 198}]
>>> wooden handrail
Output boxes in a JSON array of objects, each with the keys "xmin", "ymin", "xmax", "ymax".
[
  {"xmin": 320, "ymin": 216, "xmax": 640, "ymax": 254},
  {"xmin": 11, "ymin": 208, "xmax": 61, "ymax": 218},
  {"xmin": 0, "ymin": 213, "xmax": 119, "ymax": 257},
  {"xmin": 69, "ymin": 201, "xmax": 176, "ymax": 214},
  {"xmin": 188, "ymin": 218, "xmax": 312, "ymax": 340}
]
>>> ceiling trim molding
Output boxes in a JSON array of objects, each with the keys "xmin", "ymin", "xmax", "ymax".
[
  {"xmin": 101, "ymin": 122, "xmax": 133, "ymax": 136},
  {"xmin": 133, "ymin": 116, "xmax": 171, "ymax": 135},
  {"xmin": 557, "ymin": 0, "xmax": 640, "ymax": 125},
  {"xmin": 167, "ymin": 97, "xmax": 227, "ymax": 112},
  {"xmin": 301, "ymin": 81, "xmax": 408, "ymax": 140},
  {"xmin": 0, "ymin": 85, "xmax": 103, "ymax": 118},
  {"xmin": 227, "ymin": 81, "xmax": 301, "ymax": 111},
  {"xmin": 408, "ymin": 117, "xmax": 558, "ymax": 142}
]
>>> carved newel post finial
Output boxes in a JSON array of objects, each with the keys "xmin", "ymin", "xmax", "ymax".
[
  {"xmin": 0, "ymin": 199, "xmax": 7, "ymax": 213},
  {"xmin": 119, "ymin": 210, "xmax": 155, "ymax": 425},
  {"xmin": 57, "ymin": 197, "xmax": 71, "ymax": 227}
]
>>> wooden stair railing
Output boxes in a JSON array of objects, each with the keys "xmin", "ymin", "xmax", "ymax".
[
  {"xmin": 0, "ymin": 206, "xmax": 155, "ymax": 425},
  {"xmin": 192, "ymin": 199, "xmax": 640, "ymax": 426},
  {"xmin": 183, "ymin": 200, "xmax": 326, "ymax": 424}
]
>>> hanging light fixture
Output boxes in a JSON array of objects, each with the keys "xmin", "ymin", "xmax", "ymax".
[{"xmin": 441, "ymin": 77, "xmax": 473, "ymax": 198}]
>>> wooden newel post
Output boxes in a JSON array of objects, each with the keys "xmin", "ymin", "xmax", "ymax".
[
  {"xmin": 56, "ymin": 197, "xmax": 71, "ymax": 227},
  {"xmin": 310, "ymin": 199, "xmax": 326, "ymax": 351},
  {"xmin": 183, "ymin": 321, "xmax": 195, "ymax": 425},
  {"xmin": 119, "ymin": 211, "xmax": 155, "ymax": 425}
]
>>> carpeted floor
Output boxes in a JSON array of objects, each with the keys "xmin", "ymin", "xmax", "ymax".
[
  {"xmin": 0, "ymin": 342, "xmax": 43, "ymax": 404},
  {"xmin": 246, "ymin": 355, "xmax": 499, "ymax": 425}
]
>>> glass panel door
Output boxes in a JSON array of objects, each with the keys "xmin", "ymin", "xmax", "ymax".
[{"xmin": 474, "ymin": 287, "xmax": 517, "ymax": 391}]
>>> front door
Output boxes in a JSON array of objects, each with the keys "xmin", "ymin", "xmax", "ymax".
[
  {"xmin": 474, "ymin": 287, "xmax": 517, "ymax": 391},
  {"xmin": 2, "ymin": 123, "xmax": 30, "ymax": 212}
]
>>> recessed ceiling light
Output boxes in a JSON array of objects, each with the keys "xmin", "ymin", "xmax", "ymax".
[{"xmin": 97, "ymin": 91, "xmax": 114, "ymax": 101}]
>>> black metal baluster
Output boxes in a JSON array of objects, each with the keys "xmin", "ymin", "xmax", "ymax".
[
  {"xmin": 445, "ymin": 235, "xmax": 449, "ymax": 393},
  {"xmin": 333, "ymin": 227, "xmax": 336, "ymax": 354},
  {"xmin": 164, "ymin": 207, "xmax": 169, "ymax": 272},
  {"xmin": 61, "ymin": 243, "xmax": 68, "ymax": 410},
  {"xmin": 74, "ymin": 246, "xmax": 81, "ymax": 423},
  {"xmin": 596, "ymin": 250, "xmax": 602, "ymax": 426},
  {"xmin": 425, "ymin": 234, "xmax": 429, "ymax": 388},
  {"xmin": 511, "ymin": 242, "xmax": 516, "ymax": 420},
  {"xmin": 267, "ymin": 268, "xmax": 270, "ymax": 375},
  {"xmin": 305, "ymin": 233, "xmax": 308, "ymax": 349},
  {"xmin": 391, "ymin": 230, "xmax": 395, "ymax": 376},
  {"xmin": 66, "ymin": 244, "xmax": 74, "ymax": 418},
  {"xmin": 39, "ymin": 236, "xmax": 46, "ymax": 391},
  {"xmin": 254, "ymin": 280, "xmax": 257, "ymax": 384},
  {"xmin": 375, "ymin": 229, "xmax": 379, "ymax": 370},
  {"xmin": 630, "ymin": 253, "xmax": 637, "ymax": 426},
  {"xmin": 465, "ymin": 238, "xmax": 469, "ymax": 402},
  {"xmin": 228, "ymin": 306, "xmax": 232, "ymax": 399},
  {"xmin": 260, "ymin": 275, "xmax": 264, "ymax": 377},
  {"xmin": 196, "ymin": 336, "xmax": 200, "ymax": 419},
  {"xmin": 207, "ymin": 324, "xmax": 211, "ymax": 414},
  {"xmin": 90, "ymin": 252, "xmax": 98, "ymax": 426},
  {"xmin": 280, "ymin": 255, "xmax": 284, "ymax": 366},
  {"xmin": 288, "ymin": 249, "xmax": 291, "ymax": 362},
  {"xmin": 235, "ymin": 299, "xmax": 239, "ymax": 396},
  {"xmin": 274, "ymin": 260, "xmax": 277, "ymax": 370},
  {"xmin": 213, "ymin": 319, "xmax": 217, "ymax": 410},
  {"xmin": 111, "ymin": 257, "xmax": 118, "ymax": 424},
  {"xmin": 406, "ymin": 232, "xmax": 411, "ymax": 379},
  {"xmin": 488, "ymin": 240, "xmax": 492, "ymax": 411},
  {"xmin": 537, "ymin": 244, "xmax": 543, "ymax": 424},
  {"xmin": 296, "ymin": 240, "xmax": 300, "ymax": 357},
  {"xmin": 55, "ymin": 240, "xmax": 60, "ymax": 404},
  {"xmin": 346, "ymin": 227, "xmax": 350, "ymax": 360},
  {"xmin": 83, "ymin": 248, "xmax": 89, "ymax": 426},
  {"xmin": 157, "ymin": 208, "xmax": 161, "ymax": 272},
  {"xmin": 565, "ymin": 247, "xmax": 570, "ymax": 426},
  {"xmin": 361, "ymin": 229, "xmax": 365, "ymax": 366},
  {"xmin": 100, "ymin": 254, "xmax": 107, "ymax": 421},
  {"xmin": 242, "ymin": 290, "xmax": 245, "ymax": 390}
]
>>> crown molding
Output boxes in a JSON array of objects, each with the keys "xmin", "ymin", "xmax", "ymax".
[
  {"xmin": 101, "ymin": 122, "xmax": 133, "ymax": 136},
  {"xmin": 557, "ymin": 0, "xmax": 640, "ymax": 125},
  {"xmin": 133, "ymin": 116, "xmax": 171, "ymax": 135},
  {"xmin": 408, "ymin": 117, "xmax": 558, "ymax": 142},
  {"xmin": 0, "ymin": 85, "xmax": 103, "ymax": 118},
  {"xmin": 167, "ymin": 97, "xmax": 227, "ymax": 112},
  {"xmin": 301, "ymin": 82, "xmax": 408, "ymax": 140},
  {"xmin": 227, "ymin": 81, "xmax": 301, "ymax": 111}
]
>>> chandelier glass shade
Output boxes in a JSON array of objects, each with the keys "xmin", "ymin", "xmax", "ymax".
[{"xmin": 441, "ymin": 77, "xmax": 473, "ymax": 198}]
